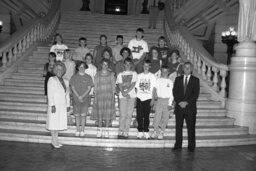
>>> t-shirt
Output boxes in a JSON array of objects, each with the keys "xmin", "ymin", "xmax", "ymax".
[
  {"xmin": 136, "ymin": 72, "xmax": 156, "ymax": 101},
  {"xmin": 93, "ymin": 45, "xmax": 112, "ymax": 68},
  {"xmin": 74, "ymin": 47, "xmax": 90, "ymax": 61},
  {"xmin": 158, "ymin": 47, "xmax": 171, "ymax": 66},
  {"xmin": 63, "ymin": 60, "xmax": 76, "ymax": 81},
  {"xmin": 112, "ymin": 45, "xmax": 124, "ymax": 62},
  {"xmin": 168, "ymin": 62, "xmax": 183, "ymax": 75},
  {"xmin": 50, "ymin": 44, "xmax": 68, "ymax": 61},
  {"xmin": 117, "ymin": 71, "xmax": 138, "ymax": 98},
  {"xmin": 128, "ymin": 38, "xmax": 149, "ymax": 60},
  {"xmin": 85, "ymin": 64, "xmax": 97, "ymax": 95},
  {"xmin": 70, "ymin": 73, "xmax": 93, "ymax": 101},
  {"xmin": 155, "ymin": 77, "xmax": 174, "ymax": 106}
]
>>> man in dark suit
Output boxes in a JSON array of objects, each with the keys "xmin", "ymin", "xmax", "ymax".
[{"xmin": 172, "ymin": 61, "xmax": 200, "ymax": 152}]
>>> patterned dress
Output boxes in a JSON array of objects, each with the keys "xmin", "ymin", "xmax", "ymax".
[{"xmin": 91, "ymin": 71, "xmax": 115, "ymax": 121}]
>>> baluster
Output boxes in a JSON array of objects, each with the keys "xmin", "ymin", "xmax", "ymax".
[
  {"xmin": 206, "ymin": 64, "xmax": 212, "ymax": 85},
  {"xmin": 30, "ymin": 29, "xmax": 34, "ymax": 44},
  {"xmin": 13, "ymin": 44, "xmax": 18, "ymax": 61},
  {"xmin": 212, "ymin": 67, "xmax": 219, "ymax": 92},
  {"xmin": 26, "ymin": 33, "xmax": 30, "ymax": 48},
  {"xmin": 17, "ymin": 40, "xmax": 23, "ymax": 56},
  {"xmin": 193, "ymin": 51, "xmax": 198, "ymax": 71},
  {"xmin": 202, "ymin": 61, "xmax": 206, "ymax": 80},
  {"xmin": 219, "ymin": 70, "xmax": 227, "ymax": 98},
  {"xmin": 197, "ymin": 56, "xmax": 202, "ymax": 75},
  {"xmin": 2, "ymin": 52, "xmax": 7, "ymax": 68},
  {"xmin": 7, "ymin": 48, "xmax": 13, "ymax": 66},
  {"xmin": 22, "ymin": 37, "xmax": 26, "ymax": 52}
]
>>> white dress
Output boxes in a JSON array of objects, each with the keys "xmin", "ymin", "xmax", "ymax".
[{"xmin": 46, "ymin": 76, "xmax": 70, "ymax": 130}]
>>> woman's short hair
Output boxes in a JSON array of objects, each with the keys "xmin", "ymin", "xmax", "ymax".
[
  {"xmin": 85, "ymin": 53, "xmax": 93, "ymax": 60},
  {"xmin": 53, "ymin": 61, "xmax": 66, "ymax": 76},
  {"xmin": 120, "ymin": 47, "xmax": 131, "ymax": 56},
  {"xmin": 170, "ymin": 49, "xmax": 180, "ymax": 56},
  {"xmin": 101, "ymin": 48, "xmax": 113, "ymax": 58},
  {"xmin": 76, "ymin": 61, "xmax": 88, "ymax": 71}
]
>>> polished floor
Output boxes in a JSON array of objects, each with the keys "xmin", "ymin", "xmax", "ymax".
[{"xmin": 0, "ymin": 141, "xmax": 255, "ymax": 171}]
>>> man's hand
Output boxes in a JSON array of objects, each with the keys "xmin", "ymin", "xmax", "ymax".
[
  {"xmin": 168, "ymin": 105, "xmax": 172, "ymax": 111},
  {"xmin": 51, "ymin": 106, "xmax": 56, "ymax": 113},
  {"xmin": 178, "ymin": 101, "xmax": 188, "ymax": 108},
  {"xmin": 67, "ymin": 107, "xmax": 70, "ymax": 112}
]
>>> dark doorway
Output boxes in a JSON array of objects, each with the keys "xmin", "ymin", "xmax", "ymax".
[{"xmin": 105, "ymin": 0, "xmax": 128, "ymax": 15}]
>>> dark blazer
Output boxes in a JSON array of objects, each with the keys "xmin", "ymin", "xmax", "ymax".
[{"xmin": 173, "ymin": 75, "xmax": 200, "ymax": 114}]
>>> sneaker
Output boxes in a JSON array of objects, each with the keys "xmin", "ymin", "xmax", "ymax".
[
  {"xmin": 151, "ymin": 131, "xmax": 158, "ymax": 139},
  {"xmin": 123, "ymin": 132, "xmax": 129, "ymax": 139},
  {"xmin": 137, "ymin": 132, "xmax": 143, "ymax": 139},
  {"xmin": 105, "ymin": 130, "xmax": 109, "ymax": 138},
  {"xmin": 80, "ymin": 132, "xmax": 85, "ymax": 137},
  {"xmin": 144, "ymin": 132, "xmax": 150, "ymax": 139},
  {"xmin": 75, "ymin": 132, "xmax": 80, "ymax": 137},
  {"xmin": 158, "ymin": 131, "xmax": 164, "ymax": 140},
  {"xmin": 96, "ymin": 128, "xmax": 102, "ymax": 138}
]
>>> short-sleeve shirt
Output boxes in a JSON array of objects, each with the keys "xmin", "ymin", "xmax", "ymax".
[
  {"xmin": 117, "ymin": 71, "xmax": 138, "ymax": 98},
  {"xmin": 136, "ymin": 72, "xmax": 156, "ymax": 101},
  {"xmin": 74, "ymin": 47, "xmax": 90, "ymax": 61},
  {"xmin": 158, "ymin": 47, "xmax": 171, "ymax": 65},
  {"xmin": 50, "ymin": 44, "xmax": 68, "ymax": 61},
  {"xmin": 70, "ymin": 73, "xmax": 94, "ymax": 101},
  {"xmin": 128, "ymin": 38, "xmax": 149, "ymax": 60}
]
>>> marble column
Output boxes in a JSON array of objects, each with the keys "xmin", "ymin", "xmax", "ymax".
[{"xmin": 226, "ymin": 0, "xmax": 256, "ymax": 134}]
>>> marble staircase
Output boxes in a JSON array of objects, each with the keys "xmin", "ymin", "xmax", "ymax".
[{"xmin": 0, "ymin": 11, "xmax": 256, "ymax": 148}]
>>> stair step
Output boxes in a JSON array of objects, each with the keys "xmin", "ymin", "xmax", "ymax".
[
  {"xmin": 0, "ymin": 129, "xmax": 255, "ymax": 148},
  {"xmin": 0, "ymin": 108, "xmax": 227, "ymax": 122},
  {"xmin": 0, "ymin": 120, "xmax": 248, "ymax": 137},
  {"xmin": 10, "ymin": 74, "xmax": 44, "ymax": 81},
  {"xmin": 4, "ymin": 78, "xmax": 44, "ymax": 84}
]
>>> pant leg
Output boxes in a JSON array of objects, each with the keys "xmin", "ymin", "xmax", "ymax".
[
  {"xmin": 148, "ymin": 6, "xmax": 153, "ymax": 28},
  {"xmin": 153, "ymin": 100, "xmax": 162, "ymax": 132},
  {"xmin": 124, "ymin": 98, "xmax": 135, "ymax": 134},
  {"xmin": 185, "ymin": 111, "xmax": 196, "ymax": 150},
  {"xmin": 174, "ymin": 109, "xmax": 185, "ymax": 148},
  {"xmin": 119, "ymin": 98, "xmax": 127, "ymax": 133},
  {"xmin": 136, "ymin": 98, "xmax": 144, "ymax": 132},
  {"xmin": 159, "ymin": 99, "xmax": 171, "ymax": 131},
  {"xmin": 151, "ymin": 7, "xmax": 159, "ymax": 28},
  {"xmin": 143, "ymin": 99, "xmax": 151, "ymax": 132}
]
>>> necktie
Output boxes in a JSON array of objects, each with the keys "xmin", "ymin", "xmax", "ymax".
[
  {"xmin": 184, "ymin": 76, "xmax": 188, "ymax": 95},
  {"xmin": 153, "ymin": 0, "xmax": 156, "ymax": 6}
]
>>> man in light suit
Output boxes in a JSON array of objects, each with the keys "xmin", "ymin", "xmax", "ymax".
[{"xmin": 172, "ymin": 61, "xmax": 200, "ymax": 152}]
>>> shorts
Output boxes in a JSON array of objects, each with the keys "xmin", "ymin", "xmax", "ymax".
[{"xmin": 73, "ymin": 100, "xmax": 89, "ymax": 117}]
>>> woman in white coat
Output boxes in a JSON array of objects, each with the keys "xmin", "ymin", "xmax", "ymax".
[{"xmin": 46, "ymin": 62, "xmax": 70, "ymax": 148}]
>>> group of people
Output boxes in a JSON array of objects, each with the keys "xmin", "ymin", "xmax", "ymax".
[{"xmin": 44, "ymin": 28, "xmax": 200, "ymax": 153}]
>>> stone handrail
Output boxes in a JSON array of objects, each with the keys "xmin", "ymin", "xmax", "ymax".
[
  {"xmin": 0, "ymin": 0, "xmax": 61, "ymax": 69},
  {"xmin": 164, "ymin": 1, "xmax": 229, "ymax": 104},
  {"xmin": 169, "ymin": 0, "xmax": 190, "ymax": 13}
]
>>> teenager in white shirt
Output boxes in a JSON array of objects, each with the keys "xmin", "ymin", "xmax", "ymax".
[
  {"xmin": 50, "ymin": 33, "xmax": 68, "ymax": 61},
  {"xmin": 84, "ymin": 53, "xmax": 97, "ymax": 95},
  {"xmin": 151, "ymin": 65, "xmax": 174, "ymax": 139},
  {"xmin": 128, "ymin": 28, "xmax": 149, "ymax": 73},
  {"xmin": 116, "ymin": 58, "xmax": 137, "ymax": 139},
  {"xmin": 135, "ymin": 60, "xmax": 156, "ymax": 139}
]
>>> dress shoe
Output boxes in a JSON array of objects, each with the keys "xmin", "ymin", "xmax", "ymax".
[
  {"xmin": 51, "ymin": 143, "xmax": 61, "ymax": 149},
  {"xmin": 188, "ymin": 148, "xmax": 195, "ymax": 153},
  {"xmin": 172, "ymin": 147, "xmax": 182, "ymax": 151}
]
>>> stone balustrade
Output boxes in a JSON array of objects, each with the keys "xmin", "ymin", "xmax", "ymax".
[
  {"xmin": 164, "ymin": 1, "xmax": 229, "ymax": 105},
  {"xmin": 0, "ymin": 0, "xmax": 61, "ymax": 70}
]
